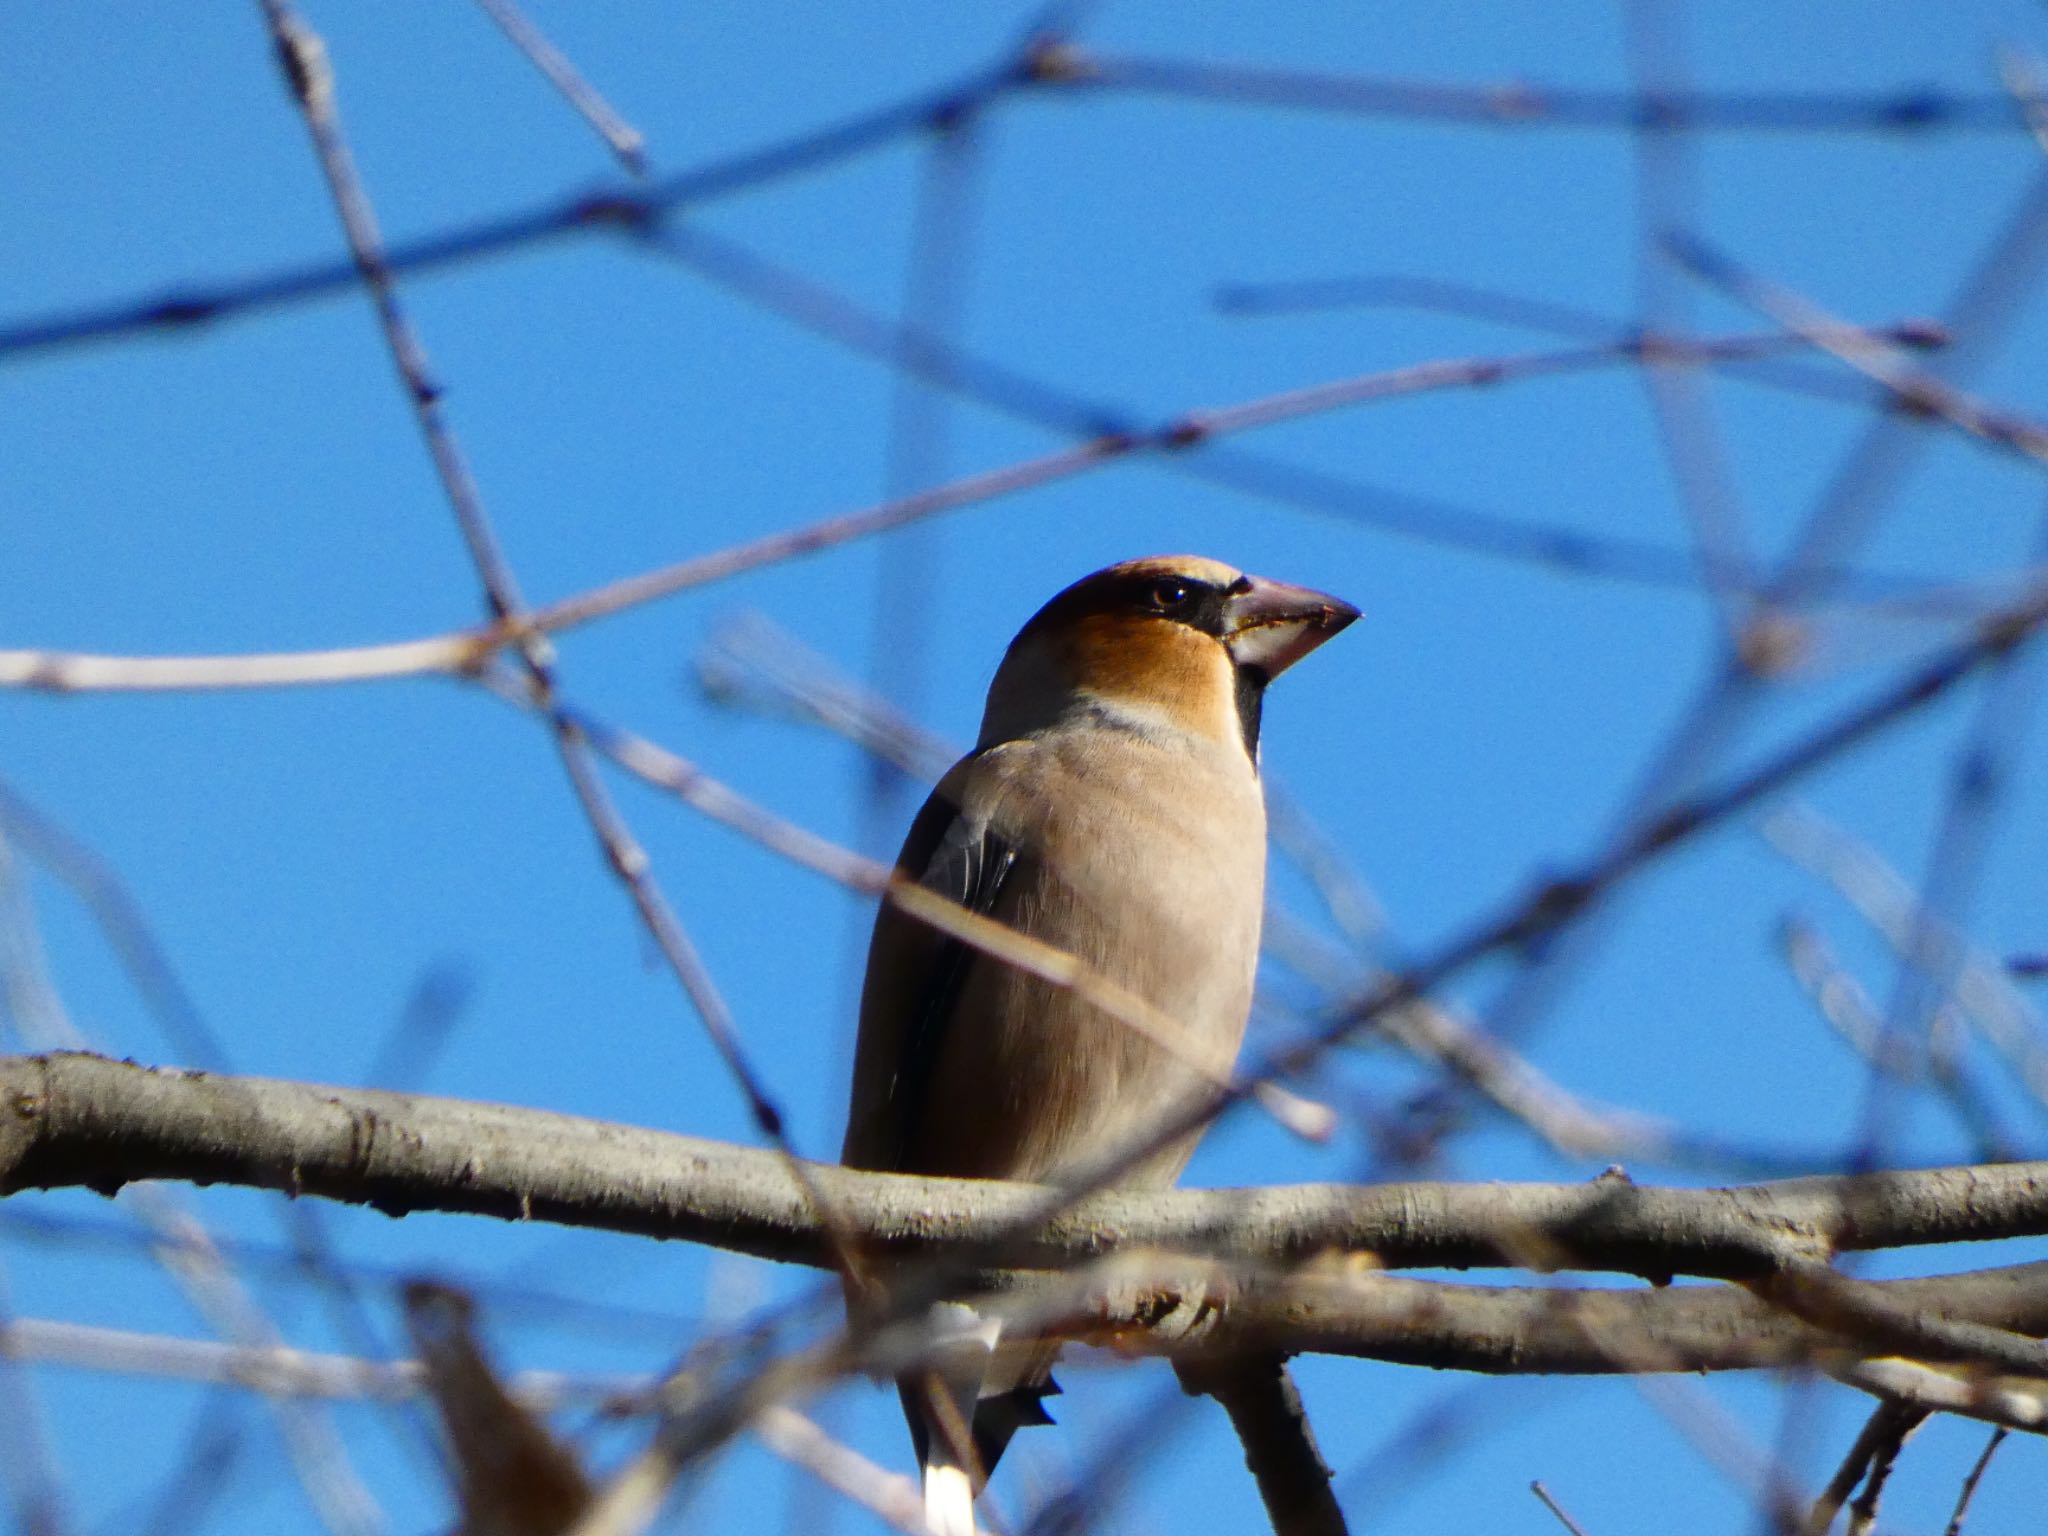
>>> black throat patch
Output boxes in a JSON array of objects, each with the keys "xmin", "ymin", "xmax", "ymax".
[{"xmin": 1234, "ymin": 664, "xmax": 1268, "ymax": 767}]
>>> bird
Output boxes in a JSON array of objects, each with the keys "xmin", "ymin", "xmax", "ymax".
[{"xmin": 841, "ymin": 553, "xmax": 1357, "ymax": 1535}]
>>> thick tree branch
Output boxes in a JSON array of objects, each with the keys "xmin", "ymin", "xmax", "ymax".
[
  {"xmin": 4, "ymin": 1053, "xmax": 2046, "ymax": 1281},
  {"xmin": 1091, "ymin": 1260, "xmax": 2048, "ymax": 1375},
  {"xmin": 4, "ymin": 1054, "xmax": 2048, "ymax": 1401}
]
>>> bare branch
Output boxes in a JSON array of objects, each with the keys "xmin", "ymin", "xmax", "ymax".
[
  {"xmin": 0, "ymin": 1315, "xmax": 626, "ymax": 1408},
  {"xmin": 1077, "ymin": 51, "xmax": 2028, "ymax": 134},
  {"xmin": 5, "ymin": 1053, "xmax": 2047, "ymax": 1288},
  {"xmin": 1529, "ymin": 1481, "xmax": 1592, "ymax": 1536},
  {"xmin": 1174, "ymin": 1356, "xmax": 1346, "ymax": 1536},
  {"xmin": 1827, "ymin": 1358, "xmax": 2046, "ymax": 1435},
  {"xmin": 471, "ymin": 0, "xmax": 646, "ymax": 171},
  {"xmin": 1765, "ymin": 806, "xmax": 2048, "ymax": 1110},
  {"xmin": 253, "ymin": 0, "xmax": 868, "ymax": 1305},
  {"xmin": 1806, "ymin": 1400, "xmax": 1926, "ymax": 1536},
  {"xmin": 1943, "ymin": 1427, "xmax": 2008, "ymax": 1535},
  {"xmin": 403, "ymin": 1282, "xmax": 594, "ymax": 1536}
]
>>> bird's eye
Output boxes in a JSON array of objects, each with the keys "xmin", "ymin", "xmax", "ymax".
[{"xmin": 1148, "ymin": 579, "xmax": 1193, "ymax": 611}]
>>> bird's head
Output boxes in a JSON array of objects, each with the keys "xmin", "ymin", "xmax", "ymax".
[{"xmin": 978, "ymin": 554, "xmax": 1358, "ymax": 762}]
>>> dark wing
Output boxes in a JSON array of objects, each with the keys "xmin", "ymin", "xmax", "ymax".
[
  {"xmin": 843, "ymin": 757, "xmax": 1064, "ymax": 1491},
  {"xmin": 842, "ymin": 758, "xmax": 1018, "ymax": 1174}
]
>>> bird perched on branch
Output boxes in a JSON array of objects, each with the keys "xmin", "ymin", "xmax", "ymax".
[{"xmin": 842, "ymin": 554, "xmax": 1357, "ymax": 1536}]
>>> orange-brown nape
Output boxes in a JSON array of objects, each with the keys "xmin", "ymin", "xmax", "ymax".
[
  {"xmin": 976, "ymin": 555, "xmax": 1252, "ymax": 753},
  {"xmin": 1042, "ymin": 606, "xmax": 1238, "ymax": 731}
]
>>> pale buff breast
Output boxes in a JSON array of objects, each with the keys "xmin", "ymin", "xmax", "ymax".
[{"xmin": 909, "ymin": 724, "xmax": 1266, "ymax": 1188}]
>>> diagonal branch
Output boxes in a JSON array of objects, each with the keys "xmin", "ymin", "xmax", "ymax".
[{"xmin": 1174, "ymin": 1356, "xmax": 1346, "ymax": 1536}]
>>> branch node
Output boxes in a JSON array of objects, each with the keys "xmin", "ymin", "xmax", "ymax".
[
  {"xmin": 1021, "ymin": 37, "xmax": 1092, "ymax": 85},
  {"xmin": 270, "ymin": 15, "xmax": 333, "ymax": 114}
]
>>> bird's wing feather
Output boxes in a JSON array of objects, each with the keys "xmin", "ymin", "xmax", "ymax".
[{"xmin": 843, "ymin": 754, "xmax": 1018, "ymax": 1174}]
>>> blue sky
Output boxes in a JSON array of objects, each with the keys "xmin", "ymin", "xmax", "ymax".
[{"xmin": 4, "ymin": 3, "xmax": 2047, "ymax": 1532}]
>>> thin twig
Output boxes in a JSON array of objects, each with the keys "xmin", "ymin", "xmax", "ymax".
[
  {"xmin": 1805, "ymin": 1400, "xmax": 1925, "ymax": 1536},
  {"xmin": 0, "ymin": 778, "xmax": 430, "ymax": 1468},
  {"xmin": 0, "ymin": 45, "xmax": 1035, "ymax": 362},
  {"xmin": 253, "ymin": 0, "xmax": 869, "ymax": 1307},
  {"xmin": 0, "ymin": 314, "xmax": 1983, "ymax": 705},
  {"xmin": 472, "ymin": 0, "xmax": 646, "ymax": 171},
  {"xmin": 0, "ymin": 832, "xmax": 384, "ymax": 1536},
  {"xmin": 1999, "ymin": 47, "xmax": 2048, "ymax": 157},
  {"xmin": 861, "ymin": 112, "xmax": 985, "ymax": 859},
  {"xmin": 1825, "ymin": 1358, "xmax": 2047, "ymax": 1434},
  {"xmin": 694, "ymin": 611, "xmax": 955, "ymax": 782},
  {"xmin": 1778, "ymin": 915, "xmax": 2018, "ymax": 1159},
  {"xmin": 0, "ymin": 1315, "xmax": 634, "ymax": 1409},
  {"xmin": 1529, "ymin": 1480, "xmax": 1591, "ymax": 1536},
  {"xmin": 1765, "ymin": 805, "xmax": 2048, "ymax": 1111},
  {"xmin": 4, "ymin": 40, "xmax": 2034, "ymax": 364},
  {"xmin": 1844, "ymin": 1403, "xmax": 1922, "ymax": 1536},
  {"xmin": 0, "ymin": 1260, "xmax": 71, "ymax": 1536},
  {"xmin": 1079, "ymin": 50, "xmax": 2030, "ymax": 133},
  {"xmin": 479, "ymin": 669, "xmax": 1336, "ymax": 1143},
  {"xmin": 1942, "ymin": 1427, "xmax": 2008, "ymax": 1536},
  {"xmin": 640, "ymin": 213, "xmax": 1955, "ymax": 595},
  {"xmin": 1621, "ymin": 0, "xmax": 1760, "ymax": 639},
  {"xmin": 1835, "ymin": 507, "xmax": 2048, "ymax": 1175},
  {"xmin": 754, "ymin": 1405, "xmax": 953, "ymax": 1536},
  {"xmin": 1672, "ymin": 234, "xmax": 2048, "ymax": 465}
]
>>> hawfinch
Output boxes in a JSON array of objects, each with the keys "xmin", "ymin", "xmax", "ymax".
[{"xmin": 842, "ymin": 554, "xmax": 1356, "ymax": 1534}]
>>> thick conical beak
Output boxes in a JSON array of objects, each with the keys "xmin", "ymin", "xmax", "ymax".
[{"xmin": 1222, "ymin": 576, "xmax": 1360, "ymax": 677}]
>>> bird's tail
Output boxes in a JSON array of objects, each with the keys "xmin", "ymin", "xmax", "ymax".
[
  {"xmin": 907, "ymin": 1303, "xmax": 1002, "ymax": 1536},
  {"xmin": 923, "ymin": 1460, "xmax": 976, "ymax": 1536}
]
